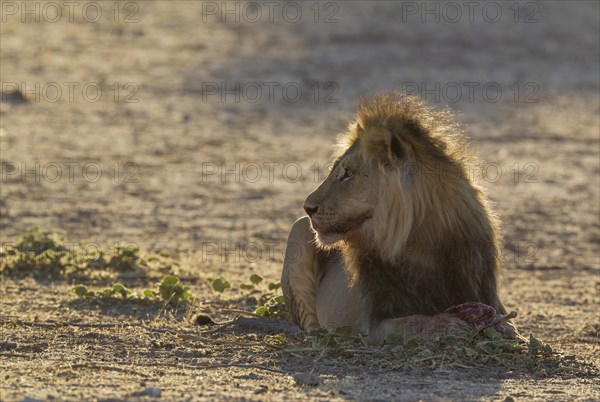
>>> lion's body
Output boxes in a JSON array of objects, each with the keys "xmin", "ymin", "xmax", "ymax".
[{"xmin": 281, "ymin": 92, "xmax": 506, "ymax": 344}]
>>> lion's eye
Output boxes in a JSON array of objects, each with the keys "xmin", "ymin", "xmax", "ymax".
[{"xmin": 340, "ymin": 168, "xmax": 354, "ymax": 182}]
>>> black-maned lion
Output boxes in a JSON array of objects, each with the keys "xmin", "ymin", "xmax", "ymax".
[{"xmin": 281, "ymin": 92, "xmax": 518, "ymax": 344}]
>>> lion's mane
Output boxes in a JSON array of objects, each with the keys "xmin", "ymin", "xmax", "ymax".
[{"xmin": 335, "ymin": 92, "xmax": 505, "ymax": 321}]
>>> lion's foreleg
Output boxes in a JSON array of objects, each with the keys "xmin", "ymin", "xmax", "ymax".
[
  {"xmin": 281, "ymin": 217, "xmax": 322, "ymax": 331},
  {"xmin": 366, "ymin": 304, "xmax": 522, "ymax": 345},
  {"xmin": 366, "ymin": 315, "xmax": 471, "ymax": 345}
]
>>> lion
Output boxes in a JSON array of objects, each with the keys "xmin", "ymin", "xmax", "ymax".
[{"xmin": 281, "ymin": 92, "xmax": 518, "ymax": 344}]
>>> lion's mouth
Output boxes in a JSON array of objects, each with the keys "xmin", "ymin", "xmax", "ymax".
[
  {"xmin": 309, "ymin": 215, "xmax": 371, "ymax": 245},
  {"xmin": 309, "ymin": 218, "xmax": 342, "ymax": 245},
  {"xmin": 308, "ymin": 218, "xmax": 322, "ymax": 233}
]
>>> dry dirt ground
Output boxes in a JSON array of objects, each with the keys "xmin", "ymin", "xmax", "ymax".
[{"xmin": 1, "ymin": 1, "xmax": 599, "ymax": 401}]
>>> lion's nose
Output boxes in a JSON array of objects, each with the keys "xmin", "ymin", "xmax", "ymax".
[{"xmin": 303, "ymin": 204, "xmax": 319, "ymax": 216}]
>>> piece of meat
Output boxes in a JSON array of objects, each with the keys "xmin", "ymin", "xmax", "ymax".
[
  {"xmin": 445, "ymin": 302, "xmax": 498, "ymax": 326},
  {"xmin": 445, "ymin": 302, "xmax": 522, "ymax": 340}
]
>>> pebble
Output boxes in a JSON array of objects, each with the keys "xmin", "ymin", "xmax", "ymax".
[
  {"xmin": 143, "ymin": 386, "xmax": 162, "ymax": 397},
  {"xmin": 293, "ymin": 372, "xmax": 322, "ymax": 386}
]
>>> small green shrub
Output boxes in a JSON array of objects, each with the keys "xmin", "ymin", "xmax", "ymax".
[
  {"xmin": 255, "ymin": 295, "xmax": 287, "ymax": 319},
  {"xmin": 0, "ymin": 228, "xmax": 71, "ymax": 276},
  {"xmin": 72, "ymin": 276, "xmax": 194, "ymax": 306},
  {"xmin": 1, "ymin": 228, "xmax": 142, "ymax": 278},
  {"xmin": 108, "ymin": 245, "xmax": 140, "ymax": 271},
  {"xmin": 71, "ymin": 283, "xmax": 133, "ymax": 299},
  {"xmin": 528, "ymin": 334, "xmax": 555, "ymax": 357},
  {"xmin": 153, "ymin": 275, "xmax": 193, "ymax": 304}
]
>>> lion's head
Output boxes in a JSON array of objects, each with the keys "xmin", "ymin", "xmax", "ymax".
[
  {"xmin": 304, "ymin": 92, "xmax": 497, "ymax": 263},
  {"xmin": 303, "ymin": 139, "xmax": 379, "ymax": 246}
]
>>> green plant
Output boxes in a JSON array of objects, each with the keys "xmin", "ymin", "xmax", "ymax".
[
  {"xmin": 108, "ymin": 245, "xmax": 140, "ymax": 271},
  {"xmin": 528, "ymin": 334, "xmax": 555, "ymax": 357},
  {"xmin": 13, "ymin": 227, "xmax": 68, "ymax": 254},
  {"xmin": 153, "ymin": 275, "xmax": 193, "ymax": 304},
  {"xmin": 71, "ymin": 283, "xmax": 132, "ymax": 299},
  {"xmin": 474, "ymin": 328, "xmax": 523, "ymax": 355},
  {"xmin": 255, "ymin": 295, "xmax": 287, "ymax": 319},
  {"xmin": 0, "ymin": 228, "xmax": 145, "ymax": 278},
  {"xmin": 0, "ymin": 228, "xmax": 71, "ymax": 276},
  {"xmin": 72, "ymin": 276, "xmax": 194, "ymax": 306},
  {"xmin": 238, "ymin": 274, "xmax": 263, "ymax": 292},
  {"xmin": 209, "ymin": 274, "xmax": 281, "ymax": 295},
  {"xmin": 206, "ymin": 274, "xmax": 286, "ymax": 318},
  {"xmin": 211, "ymin": 277, "xmax": 231, "ymax": 293}
]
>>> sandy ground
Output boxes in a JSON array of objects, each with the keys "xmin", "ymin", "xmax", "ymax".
[{"xmin": 1, "ymin": 1, "xmax": 599, "ymax": 401}]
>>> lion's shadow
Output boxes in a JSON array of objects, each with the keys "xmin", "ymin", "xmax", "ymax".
[{"xmin": 216, "ymin": 320, "xmax": 511, "ymax": 401}]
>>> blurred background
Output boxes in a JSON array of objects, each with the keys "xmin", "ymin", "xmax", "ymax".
[
  {"xmin": 1, "ymin": 2, "xmax": 599, "ymax": 400},
  {"xmin": 1, "ymin": 1, "xmax": 598, "ymax": 276}
]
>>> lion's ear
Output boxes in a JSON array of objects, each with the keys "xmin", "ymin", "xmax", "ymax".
[
  {"xmin": 385, "ymin": 130, "xmax": 405, "ymax": 163},
  {"xmin": 389, "ymin": 131, "xmax": 404, "ymax": 159},
  {"xmin": 361, "ymin": 125, "xmax": 407, "ymax": 166}
]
